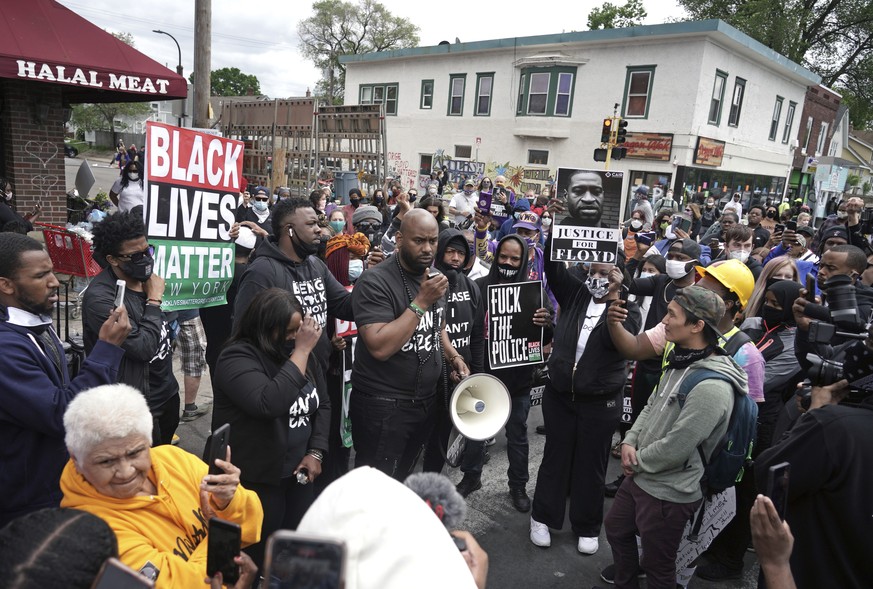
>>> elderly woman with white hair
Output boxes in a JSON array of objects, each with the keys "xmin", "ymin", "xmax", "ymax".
[{"xmin": 60, "ymin": 384, "xmax": 263, "ymax": 588}]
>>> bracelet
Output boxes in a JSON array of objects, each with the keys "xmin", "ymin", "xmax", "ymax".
[
  {"xmin": 448, "ymin": 354, "xmax": 461, "ymax": 365},
  {"xmin": 146, "ymin": 298, "xmax": 162, "ymax": 306},
  {"xmin": 408, "ymin": 302, "xmax": 426, "ymax": 317},
  {"xmin": 306, "ymin": 449, "xmax": 324, "ymax": 462}
]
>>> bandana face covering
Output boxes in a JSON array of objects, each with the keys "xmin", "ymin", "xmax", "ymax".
[
  {"xmin": 667, "ymin": 344, "xmax": 713, "ymax": 369},
  {"xmin": 585, "ymin": 276, "xmax": 610, "ymax": 298},
  {"xmin": 497, "ymin": 264, "xmax": 518, "ymax": 280}
]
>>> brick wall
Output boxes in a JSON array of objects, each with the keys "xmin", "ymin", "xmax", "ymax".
[
  {"xmin": 1, "ymin": 80, "xmax": 66, "ymax": 225},
  {"xmin": 791, "ymin": 85, "xmax": 841, "ymax": 169}
]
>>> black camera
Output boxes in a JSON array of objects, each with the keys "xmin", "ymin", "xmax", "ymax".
[{"xmin": 803, "ymin": 275, "xmax": 865, "ymax": 332}]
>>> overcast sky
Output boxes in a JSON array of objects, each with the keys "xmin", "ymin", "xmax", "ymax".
[{"xmin": 58, "ymin": 0, "xmax": 687, "ymax": 98}]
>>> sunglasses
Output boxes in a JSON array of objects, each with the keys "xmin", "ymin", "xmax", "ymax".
[
  {"xmin": 115, "ymin": 245, "xmax": 155, "ymax": 263},
  {"xmin": 254, "ymin": 196, "xmax": 270, "ymax": 202}
]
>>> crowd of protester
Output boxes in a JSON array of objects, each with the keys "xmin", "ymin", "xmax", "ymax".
[{"xmin": 1, "ymin": 169, "xmax": 871, "ymax": 589}]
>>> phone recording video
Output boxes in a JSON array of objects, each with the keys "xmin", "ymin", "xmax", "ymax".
[
  {"xmin": 785, "ymin": 220, "xmax": 797, "ymax": 232},
  {"xmin": 207, "ymin": 518, "xmax": 241, "ymax": 584},
  {"xmin": 766, "ymin": 462, "xmax": 791, "ymax": 520},
  {"xmin": 263, "ymin": 531, "xmax": 345, "ymax": 589},
  {"xmin": 204, "ymin": 423, "xmax": 230, "ymax": 476}
]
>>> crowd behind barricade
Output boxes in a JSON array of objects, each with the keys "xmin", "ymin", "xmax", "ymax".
[{"xmin": 1, "ymin": 166, "xmax": 872, "ymax": 589}]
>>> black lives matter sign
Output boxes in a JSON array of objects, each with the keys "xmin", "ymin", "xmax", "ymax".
[
  {"xmin": 550, "ymin": 226, "xmax": 620, "ymax": 264},
  {"xmin": 487, "ymin": 280, "xmax": 544, "ymax": 370}
]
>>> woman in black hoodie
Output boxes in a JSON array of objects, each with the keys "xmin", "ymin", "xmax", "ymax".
[{"xmin": 529, "ymin": 239, "xmax": 640, "ymax": 554}]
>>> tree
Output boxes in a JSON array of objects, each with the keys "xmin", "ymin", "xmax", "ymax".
[
  {"xmin": 189, "ymin": 67, "xmax": 261, "ymax": 96},
  {"xmin": 676, "ymin": 0, "xmax": 873, "ymax": 129},
  {"xmin": 588, "ymin": 0, "xmax": 648, "ymax": 30},
  {"xmin": 297, "ymin": 0, "xmax": 420, "ymax": 104},
  {"xmin": 70, "ymin": 31, "xmax": 151, "ymax": 135}
]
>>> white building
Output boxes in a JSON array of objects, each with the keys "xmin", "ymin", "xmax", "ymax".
[{"xmin": 341, "ymin": 19, "xmax": 821, "ymax": 225}]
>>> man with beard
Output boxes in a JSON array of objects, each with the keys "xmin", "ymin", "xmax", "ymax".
[
  {"xmin": 350, "ymin": 210, "xmax": 470, "ymax": 480},
  {"xmin": 456, "ymin": 235, "xmax": 553, "ymax": 510},
  {"xmin": 0, "ymin": 234, "xmax": 130, "ymax": 527},
  {"xmin": 234, "ymin": 198, "xmax": 354, "ymax": 399},
  {"xmin": 422, "ymin": 229, "xmax": 485, "ymax": 473},
  {"xmin": 562, "ymin": 170, "xmax": 606, "ymax": 227}
]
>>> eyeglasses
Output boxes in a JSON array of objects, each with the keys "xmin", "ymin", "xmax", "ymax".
[
  {"xmin": 115, "ymin": 245, "xmax": 154, "ymax": 263},
  {"xmin": 254, "ymin": 196, "xmax": 270, "ymax": 202}
]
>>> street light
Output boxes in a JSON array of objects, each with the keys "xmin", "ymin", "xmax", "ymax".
[{"xmin": 153, "ymin": 30, "xmax": 185, "ymax": 127}]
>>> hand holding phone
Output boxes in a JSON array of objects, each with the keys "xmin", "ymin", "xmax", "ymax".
[
  {"xmin": 114, "ymin": 279, "xmax": 126, "ymax": 310},
  {"xmin": 207, "ymin": 518, "xmax": 241, "ymax": 585},
  {"xmin": 785, "ymin": 220, "xmax": 797, "ymax": 232},
  {"xmin": 805, "ymin": 273, "xmax": 816, "ymax": 302}
]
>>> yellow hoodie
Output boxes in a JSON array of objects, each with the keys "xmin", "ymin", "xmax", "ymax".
[{"xmin": 61, "ymin": 445, "xmax": 263, "ymax": 588}]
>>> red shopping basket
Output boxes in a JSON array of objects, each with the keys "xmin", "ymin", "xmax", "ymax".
[{"xmin": 36, "ymin": 222, "xmax": 102, "ymax": 278}]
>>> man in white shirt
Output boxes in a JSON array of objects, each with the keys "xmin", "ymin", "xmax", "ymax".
[{"xmin": 450, "ymin": 179, "xmax": 479, "ymax": 227}]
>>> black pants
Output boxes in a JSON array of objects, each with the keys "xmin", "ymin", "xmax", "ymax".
[
  {"xmin": 531, "ymin": 384, "xmax": 622, "ymax": 537},
  {"xmin": 243, "ymin": 477, "xmax": 314, "ymax": 571},
  {"xmin": 314, "ymin": 367, "xmax": 351, "ymax": 496},
  {"xmin": 151, "ymin": 394, "xmax": 180, "ymax": 446},
  {"xmin": 422, "ymin": 396, "xmax": 453, "ymax": 473},
  {"xmin": 349, "ymin": 389, "xmax": 437, "ymax": 480}
]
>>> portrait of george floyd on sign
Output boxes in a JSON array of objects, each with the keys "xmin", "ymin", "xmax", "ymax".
[
  {"xmin": 551, "ymin": 167, "xmax": 622, "ymax": 264},
  {"xmin": 487, "ymin": 280, "xmax": 544, "ymax": 370},
  {"xmin": 144, "ymin": 121, "xmax": 244, "ymax": 310}
]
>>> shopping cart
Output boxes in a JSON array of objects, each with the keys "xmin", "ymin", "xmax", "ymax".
[{"xmin": 36, "ymin": 222, "xmax": 102, "ymax": 320}]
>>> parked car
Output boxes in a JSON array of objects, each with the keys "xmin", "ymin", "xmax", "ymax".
[{"xmin": 63, "ymin": 142, "xmax": 79, "ymax": 158}]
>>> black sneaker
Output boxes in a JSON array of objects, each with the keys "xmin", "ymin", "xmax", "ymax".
[
  {"xmin": 181, "ymin": 404, "xmax": 209, "ymax": 422},
  {"xmin": 604, "ymin": 474, "xmax": 625, "ymax": 498},
  {"xmin": 695, "ymin": 561, "xmax": 743, "ymax": 581},
  {"xmin": 509, "ymin": 487, "xmax": 531, "ymax": 512},
  {"xmin": 455, "ymin": 474, "xmax": 482, "ymax": 498},
  {"xmin": 600, "ymin": 563, "xmax": 645, "ymax": 584},
  {"xmin": 535, "ymin": 425, "xmax": 546, "ymax": 435}
]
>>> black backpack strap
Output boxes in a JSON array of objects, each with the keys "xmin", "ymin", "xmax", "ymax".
[{"xmin": 722, "ymin": 330, "xmax": 751, "ymax": 357}]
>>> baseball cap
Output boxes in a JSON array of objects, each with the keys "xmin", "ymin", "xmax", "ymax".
[
  {"xmin": 821, "ymin": 225, "xmax": 849, "ymax": 243},
  {"xmin": 669, "ymin": 238, "xmax": 702, "ymax": 261},
  {"xmin": 796, "ymin": 225, "xmax": 815, "ymax": 239},
  {"xmin": 635, "ymin": 185, "xmax": 650, "ymax": 196},
  {"xmin": 252, "ymin": 186, "xmax": 269, "ymax": 197},
  {"xmin": 464, "ymin": 178, "xmax": 475, "ymax": 187},
  {"xmin": 513, "ymin": 198, "xmax": 531, "ymax": 212},
  {"xmin": 673, "ymin": 286, "xmax": 725, "ymax": 336},
  {"xmin": 513, "ymin": 211, "xmax": 540, "ymax": 231}
]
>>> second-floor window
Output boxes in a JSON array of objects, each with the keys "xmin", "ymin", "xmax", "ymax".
[
  {"xmin": 515, "ymin": 66, "xmax": 577, "ymax": 117},
  {"xmin": 768, "ymin": 96, "xmax": 783, "ymax": 141},
  {"xmin": 448, "ymin": 75, "xmax": 466, "ymax": 116},
  {"xmin": 475, "ymin": 73, "xmax": 494, "ymax": 116},
  {"xmin": 728, "ymin": 78, "xmax": 745, "ymax": 126},
  {"xmin": 708, "ymin": 70, "xmax": 727, "ymax": 125},
  {"xmin": 359, "ymin": 83, "xmax": 398, "ymax": 115},
  {"xmin": 623, "ymin": 66, "xmax": 655, "ymax": 118}
]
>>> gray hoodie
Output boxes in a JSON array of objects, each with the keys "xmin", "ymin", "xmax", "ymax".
[{"xmin": 623, "ymin": 354, "xmax": 749, "ymax": 503}]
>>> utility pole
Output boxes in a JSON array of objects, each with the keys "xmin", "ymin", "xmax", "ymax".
[
  {"xmin": 153, "ymin": 30, "xmax": 185, "ymax": 127},
  {"xmin": 193, "ymin": 0, "xmax": 211, "ymax": 128}
]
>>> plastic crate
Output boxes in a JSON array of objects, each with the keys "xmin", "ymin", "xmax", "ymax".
[{"xmin": 37, "ymin": 223, "xmax": 102, "ymax": 278}]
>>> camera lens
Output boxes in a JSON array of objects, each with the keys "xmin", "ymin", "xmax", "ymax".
[{"xmin": 823, "ymin": 275, "xmax": 862, "ymax": 330}]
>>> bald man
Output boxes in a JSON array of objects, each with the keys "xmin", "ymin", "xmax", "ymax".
[{"xmin": 350, "ymin": 209, "xmax": 470, "ymax": 480}]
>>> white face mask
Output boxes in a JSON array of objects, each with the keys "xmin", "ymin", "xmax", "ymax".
[
  {"xmin": 638, "ymin": 271, "xmax": 655, "ymax": 279},
  {"xmin": 428, "ymin": 187, "xmax": 438, "ymax": 195},
  {"xmin": 729, "ymin": 250, "xmax": 750, "ymax": 263},
  {"xmin": 348, "ymin": 259, "xmax": 364, "ymax": 282},
  {"xmin": 127, "ymin": 172, "xmax": 139, "ymax": 181},
  {"xmin": 666, "ymin": 259, "xmax": 691, "ymax": 280},
  {"xmin": 837, "ymin": 211, "xmax": 848, "ymax": 220},
  {"xmin": 542, "ymin": 217, "xmax": 552, "ymax": 227},
  {"xmin": 585, "ymin": 276, "xmax": 610, "ymax": 299}
]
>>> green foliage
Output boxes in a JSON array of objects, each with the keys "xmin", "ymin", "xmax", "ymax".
[
  {"xmin": 297, "ymin": 0, "xmax": 420, "ymax": 103},
  {"xmin": 588, "ymin": 0, "xmax": 648, "ymax": 30},
  {"xmin": 188, "ymin": 67, "xmax": 261, "ymax": 97},
  {"xmin": 847, "ymin": 174, "xmax": 861, "ymax": 187},
  {"xmin": 677, "ymin": 0, "xmax": 873, "ymax": 129},
  {"xmin": 863, "ymin": 180, "xmax": 872, "ymax": 195}
]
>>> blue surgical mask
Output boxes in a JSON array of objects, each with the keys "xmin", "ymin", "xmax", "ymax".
[
  {"xmin": 348, "ymin": 259, "xmax": 364, "ymax": 282},
  {"xmin": 253, "ymin": 200, "xmax": 268, "ymax": 212},
  {"xmin": 329, "ymin": 220, "xmax": 345, "ymax": 234}
]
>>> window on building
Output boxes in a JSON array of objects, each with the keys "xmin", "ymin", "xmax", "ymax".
[
  {"xmin": 816, "ymin": 122, "xmax": 829, "ymax": 155},
  {"xmin": 728, "ymin": 77, "xmax": 745, "ymax": 126},
  {"xmin": 475, "ymin": 73, "xmax": 494, "ymax": 116},
  {"xmin": 515, "ymin": 66, "xmax": 577, "ymax": 117},
  {"xmin": 420, "ymin": 79, "xmax": 433, "ymax": 109},
  {"xmin": 448, "ymin": 75, "xmax": 466, "ymax": 116},
  {"xmin": 359, "ymin": 83, "xmax": 399, "ymax": 115},
  {"xmin": 419, "ymin": 154, "xmax": 433, "ymax": 175},
  {"xmin": 455, "ymin": 145, "xmax": 472, "ymax": 159},
  {"xmin": 768, "ymin": 96, "xmax": 783, "ymax": 141},
  {"xmin": 623, "ymin": 66, "xmax": 655, "ymax": 118},
  {"xmin": 708, "ymin": 70, "xmax": 727, "ymax": 125},
  {"xmin": 528, "ymin": 150, "xmax": 549, "ymax": 165},
  {"xmin": 804, "ymin": 116, "xmax": 814, "ymax": 152},
  {"xmin": 781, "ymin": 101, "xmax": 796, "ymax": 143}
]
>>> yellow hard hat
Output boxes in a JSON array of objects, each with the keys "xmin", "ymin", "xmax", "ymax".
[{"xmin": 695, "ymin": 259, "xmax": 754, "ymax": 308}]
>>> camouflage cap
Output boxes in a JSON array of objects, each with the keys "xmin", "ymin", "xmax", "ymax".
[{"xmin": 673, "ymin": 285, "xmax": 724, "ymax": 336}]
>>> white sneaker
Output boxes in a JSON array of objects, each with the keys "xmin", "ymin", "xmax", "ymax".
[
  {"xmin": 529, "ymin": 517, "xmax": 551, "ymax": 547},
  {"xmin": 577, "ymin": 536, "xmax": 599, "ymax": 554}
]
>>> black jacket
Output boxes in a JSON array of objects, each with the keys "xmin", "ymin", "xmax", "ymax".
[
  {"xmin": 211, "ymin": 341, "xmax": 329, "ymax": 485},
  {"xmin": 544, "ymin": 236, "xmax": 641, "ymax": 397},
  {"xmin": 234, "ymin": 236, "xmax": 354, "ymax": 370}
]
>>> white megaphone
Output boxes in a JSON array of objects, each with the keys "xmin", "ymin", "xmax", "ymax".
[{"xmin": 449, "ymin": 373, "xmax": 511, "ymax": 441}]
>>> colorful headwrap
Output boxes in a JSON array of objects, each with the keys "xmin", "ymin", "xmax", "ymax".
[{"xmin": 326, "ymin": 232, "xmax": 370, "ymax": 259}]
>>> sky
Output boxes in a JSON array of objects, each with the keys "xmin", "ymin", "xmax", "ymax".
[{"xmin": 57, "ymin": 0, "xmax": 687, "ymax": 99}]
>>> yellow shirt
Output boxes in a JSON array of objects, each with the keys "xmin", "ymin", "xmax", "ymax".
[{"xmin": 61, "ymin": 444, "xmax": 263, "ymax": 588}]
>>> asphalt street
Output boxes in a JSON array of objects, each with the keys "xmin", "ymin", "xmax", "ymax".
[{"xmin": 58, "ymin": 155, "xmax": 760, "ymax": 588}]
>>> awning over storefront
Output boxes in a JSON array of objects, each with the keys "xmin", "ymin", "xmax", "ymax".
[{"xmin": 0, "ymin": 0, "xmax": 187, "ymax": 103}]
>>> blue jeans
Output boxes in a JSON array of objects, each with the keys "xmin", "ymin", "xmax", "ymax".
[{"xmin": 461, "ymin": 394, "xmax": 531, "ymax": 489}]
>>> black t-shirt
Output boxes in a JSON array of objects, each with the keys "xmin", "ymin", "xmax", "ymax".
[
  {"xmin": 351, "ymin": 260, "xmax": 446, "ymax": 399},
  {"xmin": 146, "ymin": 314, "xmax": 179, "ymax": 409},
  {"xmin": 628, "ymin": 272, "xmax": 679, "ymax": 372}
]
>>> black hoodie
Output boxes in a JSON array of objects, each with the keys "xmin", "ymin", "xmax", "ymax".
[
  {"xmin": 475, "ymin": 234, "xmax": 554, "ymax": 395},
  {"xmin": 234, "ymin": 236, "xmax": 354, "ymax": 369},
  {"xmin": 436, "ymin": 229, "xmax": 484, "ymax": 373}
]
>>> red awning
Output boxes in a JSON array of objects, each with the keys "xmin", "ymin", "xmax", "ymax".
[{"xmin": 0, "ymin": 0, "xmax": 187, "ymax": 103}]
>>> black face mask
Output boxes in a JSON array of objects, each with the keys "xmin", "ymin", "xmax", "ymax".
[
  {"xmin": 767, "ymin": 211, "xmax": 777, "ymax": 219},
  {"xmin": 497, "ymin": 263, "xmax": 519, "ymax": 280},
  {"xmin": 282, "ymin": 339, "xmax": 296, "ymax": 357},
  {"xmin": 760, "ymin": 306, "xmax": 783, "ymax": 330},
  {"xmin": 350, "ymin": 198, "xmax": 361, "ymax": 208},
  {"xmin": 291, "ymin": 232, "xmax": 320, "ymax": 259},
  {"xmin": 374, "ymin": 196, "xmax": 384, "ymax": 205},
  {"xmin": 121, "ymin": 255, "xmax": 154, "ymax": 282}
]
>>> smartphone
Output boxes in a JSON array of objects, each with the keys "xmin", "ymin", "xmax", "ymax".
[
  {"xmin": 114, "ymin": 279, "xmax": 126, "ymax": 309},
  {"xmin": 204, "ymin": 423, "xmax": 230, "ymax": 476},
  {"xmin": 785, "ymin": 220, "xmax": 797, "ymax": 232},
  {"xmin": 673, "ymin": 215, "xmax": 692, "ymax": 234},
  {"xmin": 635, "ymin": 231, "xmax": 657, "ymax": 246},
  {"xmin": 774, "ymin": 223, "xmax": 786, "ymax": 233},
  {"xmin": 207, "ymin": 518, "xmax": 241, "ymax": 584},
  {"xmin": 766, "ymin": 462, "xmax": 791, "ymax": 520},
  {"xmin": 805, "ymin": 273, "xmax": 816, "ymax": 302},
  {"xmin": 263, "ymin": 531, "xmax": 346, "ymax": 589},
  {"xmin": 427, "ymin": 269, "xmax": 442, "ymax": 280},
  {"xmin": 91, "ymin": 557, "xmax": 155, "ymax": 588}
]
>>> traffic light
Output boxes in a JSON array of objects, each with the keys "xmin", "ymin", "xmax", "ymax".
[
  {"xmin": 612, "ymin": 147, "xmax": 628, "ymax": 160},
  {"xmin": 616, "ymin": 118, "xmax": 628, "ymax": 145},
  {"xmin": 600, "ymin": 118, "xmax": 613, "ymax": 144},
  {"xmin": 593, "ymin": 148, "xmax": 608, "ymax": 162}
]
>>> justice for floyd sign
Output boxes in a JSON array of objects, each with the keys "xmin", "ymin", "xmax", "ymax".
[
  {"xmin": 487, "ymin": 280, "xmax": 544, "ymax": 370},
  {"xmin": 145, "ymin": 121, "xmax": 244, "ymax": 310},
  {"xmin": 551, "ymin": 167, "xmax": 622, "ymax": 263},
  {"xmin": 550, "ymin": 225, "xmax": 621, "ymax": 263}
]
